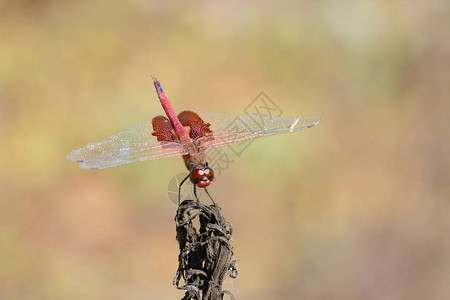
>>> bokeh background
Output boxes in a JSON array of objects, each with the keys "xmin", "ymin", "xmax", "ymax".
[{"xmin": 1, "ymin": 0, "xmax": 449, "ymax": 299}]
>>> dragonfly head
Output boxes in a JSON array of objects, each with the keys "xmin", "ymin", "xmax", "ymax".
[{"xmin": 190, "ymin": 165, "xmax": 214, "ymax": 188}]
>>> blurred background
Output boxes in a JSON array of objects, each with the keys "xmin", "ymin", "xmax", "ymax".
[{"xmin": 1, "ymin": 0, "xmax": 449, "ymax": 299}]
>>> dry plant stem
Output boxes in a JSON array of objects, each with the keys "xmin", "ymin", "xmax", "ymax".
[{"xmin": 174, "ymin": 200, "xmax": 238, "ymax": 300}]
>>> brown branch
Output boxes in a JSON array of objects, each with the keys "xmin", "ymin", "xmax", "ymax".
[{"xmin": 174, "ymin": 200, "xmax": 238, "ymax": 300}]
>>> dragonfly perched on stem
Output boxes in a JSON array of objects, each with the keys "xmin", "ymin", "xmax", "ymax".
[{"xmin": 67, "ymin": 77, "xmax": 320, "ymax": 205}]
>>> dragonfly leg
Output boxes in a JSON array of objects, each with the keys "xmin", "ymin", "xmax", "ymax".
[
  {"xmin": 205, "ymin": 188, "xmax": 219, "ymax": 208},
  {"xmin": 178, "ymin": 173, "xmax": 191, "ymax": 206}
]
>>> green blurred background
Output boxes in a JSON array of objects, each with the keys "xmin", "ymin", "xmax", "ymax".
[{"xmin": 1, "ymin": 0, "xmax": 449, "ymax": 299}]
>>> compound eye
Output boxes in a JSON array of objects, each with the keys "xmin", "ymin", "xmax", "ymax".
[
  {"xmin": 204, "ymin": 167, "xmax": 214, "ymax": 180},
  {"xmin": 190, "ymin": 168, "xmax": 203, "ymax": 183},
  {"xmin": 190, "ymin": 166, "xmax": 215, "ymax": 187}
]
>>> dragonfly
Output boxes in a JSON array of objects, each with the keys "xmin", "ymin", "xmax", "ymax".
[{"xmin": 67, "ymin": 76, "xmax": 320, "ymax": 204}]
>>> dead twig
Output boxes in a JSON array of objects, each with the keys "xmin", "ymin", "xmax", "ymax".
[{"xmin": 174, "ymin": 200, "xmax": 238, "ymax": 300}]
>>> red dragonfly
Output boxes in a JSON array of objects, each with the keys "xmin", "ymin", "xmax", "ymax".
[{"xmin": 67, "ymin": 77, "xmax": 320, "ymax": 203}]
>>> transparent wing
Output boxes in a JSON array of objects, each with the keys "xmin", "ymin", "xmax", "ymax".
[
  {"xmin": 67, "ymin": 119, "xmax": 188, "ymax": 169},
  {"xmin": 195, "ymin": 111, "xmax": 321, "ymax": 150}
]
